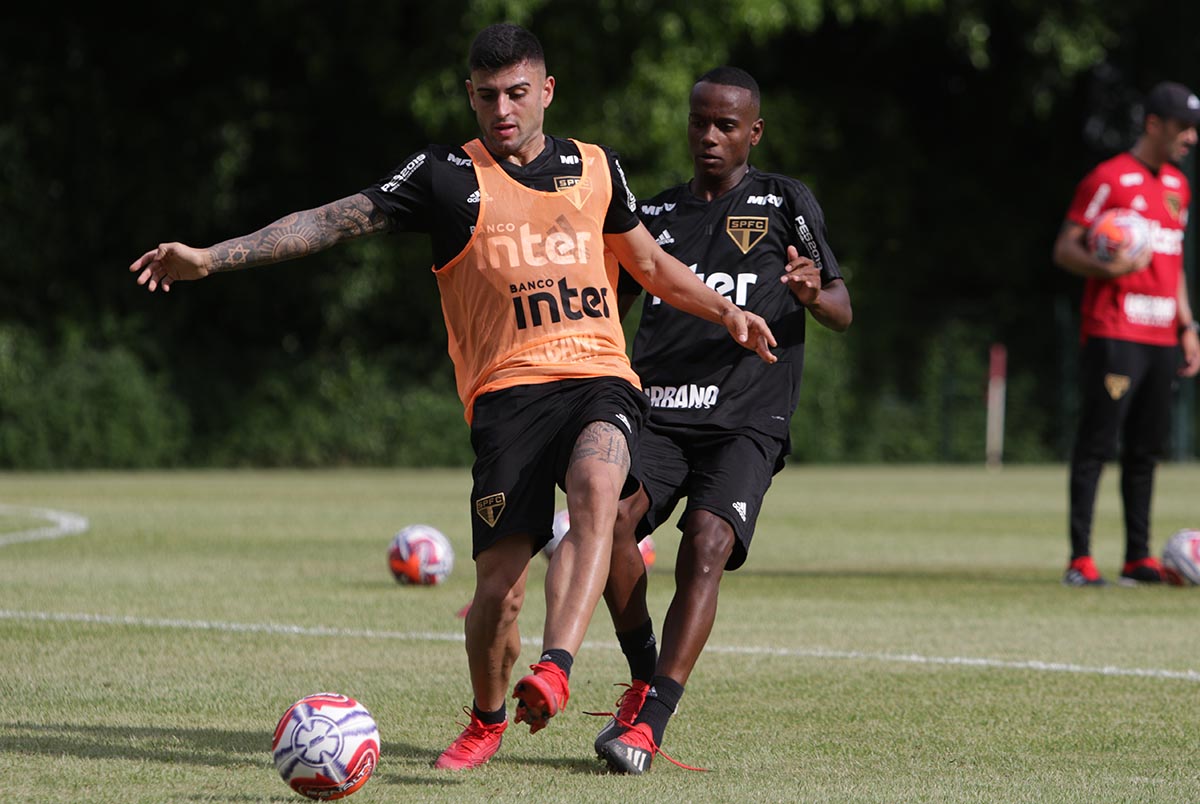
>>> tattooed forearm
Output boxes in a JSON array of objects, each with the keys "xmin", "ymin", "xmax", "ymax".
[
  {"xmin": 206, "ymin": 193, "xmax": 391, "ymax": 272},
  {"xmin": 569, "ymin": 421, "xmax": 631, "ymax": 470}
]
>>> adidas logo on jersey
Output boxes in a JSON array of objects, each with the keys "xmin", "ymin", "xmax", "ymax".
[
  {"xmin": 655, "ymin": 229, "xmax": 675, "ymax": 246},
  {"xmin": 732, "ymin": 501, "xmax": 748, "ymax": 522},
  {"xmin": 467, "ymin": 190, "xmax": 481, "ymax": 204}
]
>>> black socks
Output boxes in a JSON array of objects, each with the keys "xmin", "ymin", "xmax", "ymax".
[
  {"xmin": 616, "ymin": 619, "xmax": 658, "ymax": 683},
  {"xmin": 472, "ymin": 701, "xmax": 506, "ymax": 726},
  {"xmin": 540, "ymin": 647, "xmax": 574, "ymax": 677},
  {"xmin": 635, "ymin": 674, "xmax": 684, "ymax": 745}
]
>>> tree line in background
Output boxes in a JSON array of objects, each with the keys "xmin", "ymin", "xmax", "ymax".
[{"xmin": 1, "ymin": 0, "xmax": 1197, "ymax": 468}]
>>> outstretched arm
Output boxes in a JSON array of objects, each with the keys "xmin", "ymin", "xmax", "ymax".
[
  {"xmin": 605, "ymin": 223, "xmax": 777, "ymax": 363},
  {"xmin": 129, "ymin": 193, "xmax": 390, "ymax": 292}
]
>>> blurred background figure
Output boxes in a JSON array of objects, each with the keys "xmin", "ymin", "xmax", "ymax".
[{"xmin": 1052, "ymin": 81, "xmax": 1200, "ymax": 587}]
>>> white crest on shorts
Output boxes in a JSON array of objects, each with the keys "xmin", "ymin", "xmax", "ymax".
[{"xmin": 732, "ymin": 501, "xmax": 748, "ymax": 522}]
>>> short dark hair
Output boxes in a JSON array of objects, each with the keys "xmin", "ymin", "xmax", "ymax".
[
  {"xmin": 469, "ymin": 23, "xmax": 545, "ymax": 72},
  {"xmin": 696, "ymin": 66, "xmax": 761, "ymax": 105}
]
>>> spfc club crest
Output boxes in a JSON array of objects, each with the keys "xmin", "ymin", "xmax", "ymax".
[
  {"xmin": 726, "ymin": 216, "xmax": 768, "ymax": 254},
  {"xmin": 1104, "ymin": 373, "xmax": 1131, "ymax": 401},
  {"xmin": 1164, "ymin": 191, "xmax": 1182, "ymax": 221},
  {"xmin": 554, "ymin": 175, "xmax": 593, "ymax": 210},
  {"xmin": 475, "ymin": 492, "xmax": 506, "ymax": 527}
]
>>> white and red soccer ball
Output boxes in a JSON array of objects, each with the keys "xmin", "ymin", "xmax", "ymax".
[
  {"xmin": 388, "ymin": 524, "xmax": 454, "ymax": 585},
  {"xmin": 542, "ymin": 509, "xmax": 572, "ymax": 558},
  {"xmin": 1087, "ymin": 208, "xmax": 1152, "ymax": 263},
  {"xmin": 272, "ymin": 693, "xmax": 379, "ymax": 800},
  {"xmin": 542, "ymin": 509, "xmax": 656, "ymax": 568},
  {"xmin": 1162, "ymin": 528, "xmax": 1200, "ymax": 586}
]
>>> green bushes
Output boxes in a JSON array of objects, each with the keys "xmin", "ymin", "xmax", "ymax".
[
  {"xmin": 0, "ymin": 325, "xmax": 187, "ymax": 468},
  {"xmin": 0, "ymin": 319, "xmax": 1097, "ymax": 468},
  {"xmin": 0, "ymin": 326, "xmax": 472, "ymax": 468},
  {"xmin": 206, "ymin": 351, "xmax": 471, "ymax": 467},
  {"xmin": 790, "ymin": 319, "xmax": 1056, "ymax": 464}
]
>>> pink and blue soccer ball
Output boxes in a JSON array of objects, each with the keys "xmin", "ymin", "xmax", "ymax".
[{"xmin": 272, "ymin": 692, "xmax": 379, "ymax": 800}]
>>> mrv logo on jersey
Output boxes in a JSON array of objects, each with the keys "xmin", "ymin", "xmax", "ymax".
[
  {"xmin": 511, "ymin": 277, "xmax": 612, "ymax": 330},
  {"xmin": 644, "ymin": 384, "xmax": 720, "ymax": 409}
]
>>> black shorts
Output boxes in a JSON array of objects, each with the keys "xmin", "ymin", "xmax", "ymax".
[
  {"xmin": 632, "ymin": 422, "xmax": 785, "ymax": 571},
  {"xmin": 1073, "ymin": 337, "xmax": 1175, "ymax": 461},
  {"xmin": 468, "ymin": 377, "xmax": 648, "ymax": 559}
]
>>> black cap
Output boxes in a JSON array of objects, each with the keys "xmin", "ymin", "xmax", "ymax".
[{"xmin": 1144, "ymin": 81, "xmax": 1200, "ymax": 125}]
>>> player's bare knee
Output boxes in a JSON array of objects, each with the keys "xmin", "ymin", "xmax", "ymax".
[
  {"xmin": 566, "ymin": 474, "xmax": 623, "ymax": 522},
  {"xmin": 684, "ymin": 512, "xmax": 736, "ymax": 569}
]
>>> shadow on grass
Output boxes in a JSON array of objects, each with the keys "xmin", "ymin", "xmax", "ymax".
[
  {"xmin": 1, "ymin": 723, "xmax": 611, "ymax": 787},
  {"xmin": 378, "ymin": 741, "xmax": 609, "ymax": 786},
  {"xmin": 1, "ymin": 721, "xmax": 277, "ymax": 767},
  {"xmin": 1, "ymin": 724, "xmax": 438, "ymax": 765}
]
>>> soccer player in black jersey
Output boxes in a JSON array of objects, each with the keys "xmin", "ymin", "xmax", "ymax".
[
  {"xmin": 129, "ymin": 27, "xmax": 778, "ymax": 772},
  {"xmin": 594, "ymin": 67, "xmax": 853, "ymax": 775}
]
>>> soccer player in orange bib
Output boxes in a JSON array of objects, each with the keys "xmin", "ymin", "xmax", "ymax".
[
  {"xmin": 1053, "ymin": 80, "xmax": 1200, "ymax": 587},
  {"xmin": 128, "ymin": 23, "xmax": 777, "ymax": 769}
]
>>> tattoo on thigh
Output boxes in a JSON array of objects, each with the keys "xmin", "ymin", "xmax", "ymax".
[{"xmin": 570, "ymin": 421, "xmax": 630, "ymax": 470}]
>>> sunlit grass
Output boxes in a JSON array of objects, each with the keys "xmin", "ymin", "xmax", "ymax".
[{"xmin": 2, "ymin": 466, "xmax": 1198, "ymax": 803}]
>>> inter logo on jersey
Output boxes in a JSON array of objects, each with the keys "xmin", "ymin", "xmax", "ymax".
[
  {"xmin": 554, "ymin": 175, "xmax": 593, "ymax": 210},
  {"xmin": 510, "ymin": 277, "xmax": 612, "ymax": 330},
  {"xmin": 1164, "ymin": 191, "xmax": 1182, "ymax": 221},
  {"xmin": 475, "ymin": 493, "xmax": 506, "ymax": 527},
  {"xmin": 726, "ymin": 216, "xmax": 769, "ymax": 254}
]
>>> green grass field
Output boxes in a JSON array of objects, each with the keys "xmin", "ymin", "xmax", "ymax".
[{"xmin": 2, "ymin": 466, "xmax": 1199, "ymax": 803}]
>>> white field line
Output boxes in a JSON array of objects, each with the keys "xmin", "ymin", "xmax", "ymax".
[
  {"xmin": 2, "ymin": 608, "xmax": 1198, "ymax": 683},
  {"xmin": 0, "ymin": 505, "xmax": 89, "ymax": 547}
]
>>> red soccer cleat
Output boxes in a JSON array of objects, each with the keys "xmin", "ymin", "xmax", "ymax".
[
  {"xmin": 1063, "ymin": 556, "xmax": 1106, "ymax": 587},
  {"xmin": 512, "ymin": 661, "xmax": 570, "ymax": 734},
  {"xmin": 597, "ymin": 721, "xmax": 707, "ymax": 775},
  {"xmin": 433, "ymin": 707, "xmax": 507, "ymax": 770},
  {"xmin": 1120, "ymin": 556, "xmax": 1165, "ymax": 585},
  {"xmin": 589, "ymin": 680, "xmax": 650, "ymax": 754}
]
